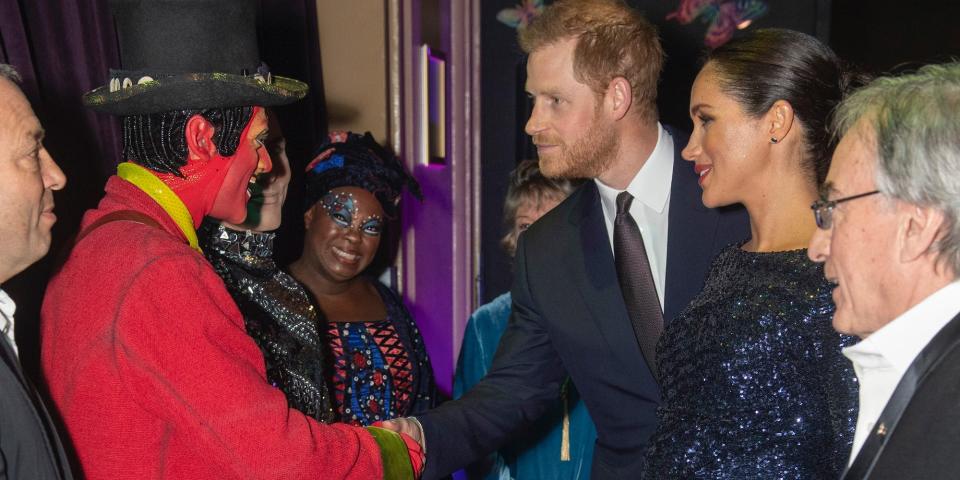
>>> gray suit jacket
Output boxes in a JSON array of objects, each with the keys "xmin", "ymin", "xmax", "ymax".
[{"xmin": 0, "ymin": 334, "xmax": 73, "ymax": 479}]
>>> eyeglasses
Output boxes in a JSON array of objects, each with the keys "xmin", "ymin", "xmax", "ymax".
[{"xmin": 811, "ymin": 190, "xmax": 880, "ymax": 229}]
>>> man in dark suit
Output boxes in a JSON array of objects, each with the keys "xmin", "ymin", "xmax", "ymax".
[
  {"xmin": 384, "ymin": 1, "xmax": 748, "ymax": 478},
  {"xmin": 807, "ymin": 62, "xmax": 960, "ymax": 479},
  {"xmin": 0, "ymin": 64, "xmax": 73, "ymax": 479}
]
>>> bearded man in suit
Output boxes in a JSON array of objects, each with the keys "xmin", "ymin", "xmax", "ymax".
[
  {"xmin": 807, "ymin": 62, "xmax": 960, "ymax": 480},
  {"xmin": 383, "ymin": 1, "xmax": 749, "ymax": 477}
]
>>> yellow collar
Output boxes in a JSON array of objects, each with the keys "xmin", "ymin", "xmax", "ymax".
[{"xmin": 117, "ymin": 162, "xmax": 201, "ymax": 253}]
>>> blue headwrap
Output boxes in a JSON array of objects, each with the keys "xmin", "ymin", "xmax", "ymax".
[{"xmin": 303, "ymin": 131, "xmax": 422, "ymax": 219}]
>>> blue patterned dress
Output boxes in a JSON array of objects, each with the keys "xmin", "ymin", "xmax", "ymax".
[
  {"xmin": 326, "ymin": 282, "xmax": 438, "ymax": 426},
  {"xmin": 643, "ymin": 245, "xmax": 858, "ymax": 479}
]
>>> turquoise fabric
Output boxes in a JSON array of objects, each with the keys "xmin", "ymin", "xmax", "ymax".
[{"xmin": 454, "ymin": 293, "xmax": 596, "ymax": 480}]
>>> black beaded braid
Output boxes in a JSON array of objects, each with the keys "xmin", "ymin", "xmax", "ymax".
[
  {"xmin": 303, "ymin": 131, "xmax": 422, "ymax": 219},
  {"xmin": 122, "ymin": 106, "xmax": 254, "ymax": 177}
]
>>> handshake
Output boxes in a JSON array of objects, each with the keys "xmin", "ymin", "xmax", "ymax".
[{"xmin": 373, "ymin": 417, "xmax": 427, "ymax": 479}]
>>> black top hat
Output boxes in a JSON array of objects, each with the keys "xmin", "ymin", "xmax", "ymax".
[{"xmin": 83, "ymin": 0, "xmax": 308, "ymax": 115}]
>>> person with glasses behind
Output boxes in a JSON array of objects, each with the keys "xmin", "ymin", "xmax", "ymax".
[
  {"xmin": 642, "ymin": 29, "xmax": 860, "ymax": 479},
  {"xmin": 808, "ymin": 63, "xmax": 960, "ymax": 480}
]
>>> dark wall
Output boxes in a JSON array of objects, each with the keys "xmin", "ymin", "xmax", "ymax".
[
  {"xmin": 830, "ymin": 0, "xmax": 960, "ymax": 76},
  {"xmin": 478, "ymin": 0, "xmax": 529, "ymax": 303}
]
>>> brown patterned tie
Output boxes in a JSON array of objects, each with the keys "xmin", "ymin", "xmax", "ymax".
[{"xmin": 614, "ymin": 191, "xmax": 663, "ymax": 377}]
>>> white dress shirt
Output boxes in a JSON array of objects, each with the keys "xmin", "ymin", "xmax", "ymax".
[
  {"xmin": 0, "ymin": 288, "xmax": 18, "ymax": 357},
  {"xmin": 842, "ymin": 280, "xmax": 960, "ymax": 465},
  {"xmin": 595, "ymin": 123, "xmax": 674, "ymax": 307}
]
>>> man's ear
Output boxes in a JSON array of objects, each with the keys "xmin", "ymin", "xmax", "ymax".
[
  {"xmin": 899, "ymin": 203, "xmax": 947, "ymax": 264},
  {"xmin": 606, "ymin": 76, "xmax": 633, "ymax": 121},
  {"xmin": 184, "ymin": 114, "xmax": 218, "ymax": 162}
]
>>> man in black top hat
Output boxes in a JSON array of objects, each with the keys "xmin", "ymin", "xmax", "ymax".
[{"xmin": 41, "ymin": 1, "xmax": 421, "ymax": 478}]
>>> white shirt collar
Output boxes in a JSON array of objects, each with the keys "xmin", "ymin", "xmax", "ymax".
[
  {"xmin": 844, "ymin": 280, "xmax": 960, "ymax": 374},
  {"xmin": 592, "ymin": 123, "xmax": 673, "ymax": 307},
  {"xmin": 0, "ymin": 288, "xmax": 17, "ymax": 356},
  {"xmin": 842, "ymin": 280, "xmax": 960, "ymax": 465},
  {"xmin": 595, "ymin": 123, "xmax": 672, "ymax": 213}
]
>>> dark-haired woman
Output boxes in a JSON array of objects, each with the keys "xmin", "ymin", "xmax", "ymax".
[
  {"xmin": 642, "ymin": 29, "xmax": 858, "ymax": 478},
  {"xmin": 288, "ymin": 131, "xmax": 439, "ymax": 426}
]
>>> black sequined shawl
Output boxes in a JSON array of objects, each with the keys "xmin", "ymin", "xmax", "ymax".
[{"xmin": 200, "ymin": 220, "xmax": 337, "ymax": 423}]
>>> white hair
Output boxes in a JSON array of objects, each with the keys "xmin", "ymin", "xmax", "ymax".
[
  {"xmin": 0, "ymin": 64, "xmax": 22, "ymax": 83},
  {"xmin": 833, "ymin": 62, "xmax": 960, "ymax": 275}
]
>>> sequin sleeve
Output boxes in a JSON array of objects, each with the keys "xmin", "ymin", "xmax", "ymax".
[{"xmin": 643, "ymin": 245, "xmax": 859, "ymax": 479}]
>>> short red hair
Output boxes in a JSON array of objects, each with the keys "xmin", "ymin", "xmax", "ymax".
[{"xmin": 518, "ymin": 0, "xmax": 664, "ymax": 121}]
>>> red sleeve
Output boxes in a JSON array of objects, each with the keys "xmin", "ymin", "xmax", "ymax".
[{"xmin": 114, "ymin": 254, "xmax": 385, "ymax": 479}]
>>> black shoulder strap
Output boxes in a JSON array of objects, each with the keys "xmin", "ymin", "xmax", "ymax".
[{"xmin": 844, "ymin": 311, "xmax": 960, "ymax": 479}]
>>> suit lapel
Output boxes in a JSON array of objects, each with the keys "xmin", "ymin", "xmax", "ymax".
[
  {"xmin": 844, "ymin": 311, "xmax": 960, "ymax": 479},
  {"xmin": 569, "ymin": 182, "xmax": 649, "ymax": 372}
]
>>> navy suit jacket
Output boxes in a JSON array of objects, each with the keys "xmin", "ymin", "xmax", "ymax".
[{"xmin": 419, "ymin": 127, "xmax": 750, "ymax": 479}]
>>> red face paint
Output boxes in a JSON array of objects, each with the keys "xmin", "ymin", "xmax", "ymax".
[
  {"xmin": 155, "ymin": 106, "xmax": 272, "ymax": 225},
  {"xmin": 210, "ymin": 107, "xmax": 272, "ymax": 223}
]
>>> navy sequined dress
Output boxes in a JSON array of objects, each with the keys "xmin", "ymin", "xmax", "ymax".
[{"xmin": 643, "ymin": 244, "xmax": 858, "ymax": 479}]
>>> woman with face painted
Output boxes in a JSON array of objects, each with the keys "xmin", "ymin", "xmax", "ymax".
[
  {"xmin": 642, "ymin": 29, "xmax": 861, "ymax": 479},
  {"xmin": 288, "ymin": 131, "xmax": 438, "ymax": 427}
]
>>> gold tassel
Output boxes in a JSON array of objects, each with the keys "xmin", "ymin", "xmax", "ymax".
[{"xmin": 561, "ymin": 385, "xmax": 571, "ymax": 461}]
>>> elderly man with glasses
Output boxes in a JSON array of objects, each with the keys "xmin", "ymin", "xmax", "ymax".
[{"xmin": 807, "ymin": 62, "xmax": 960, "ymax": 480}]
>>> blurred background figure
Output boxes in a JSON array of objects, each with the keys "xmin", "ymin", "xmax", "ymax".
[
  {"xmin": 643, "ymin": 29, "xmax": 858, "ymax": 479},
  {"xmin": 454, "ymin": 160, "xmax": 594, "ymax": 479},
  {"xmin": 201, "ymin": 111, "xmax": 337, "ymax": 423},
  {"xmin": 289, "ymin": 131, "xmax": 439, "ymax": 426}
]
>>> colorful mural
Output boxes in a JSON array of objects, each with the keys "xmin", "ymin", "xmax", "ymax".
[
  {"xmin": 497, "ymin": 0, "xmax": 544, "ymax": 29},
  {"xmin": 667, "ymin": 0, "xmax": 768, "ymax": 47}
]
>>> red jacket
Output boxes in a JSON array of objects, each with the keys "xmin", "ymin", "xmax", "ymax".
[{"xmin": 42, "ymin": 177, "xmax": 388, "ymax": 479}]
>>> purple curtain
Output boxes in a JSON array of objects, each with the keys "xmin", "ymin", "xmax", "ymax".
[
  {"xmin": 0, "ymin": 0, "xmax": 326, "ymax": 378},
  {"xmin": 0, "ymin": 0, "xmax": 119, "ymax": 379}
]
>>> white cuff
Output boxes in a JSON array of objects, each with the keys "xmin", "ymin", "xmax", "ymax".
[{"xmin": 409, "ymin": 416, "xmax": 427, "ymax": 455}]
